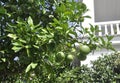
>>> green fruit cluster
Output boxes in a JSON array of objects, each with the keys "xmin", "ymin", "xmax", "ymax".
[{"xmin": 55, "ymin": 51, "xmax": 75, "ymax": 63}]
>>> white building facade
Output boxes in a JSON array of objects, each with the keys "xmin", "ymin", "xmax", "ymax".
[{"xmin": 81, "ymin": 0, "xmax": 120, "ymax": 65}]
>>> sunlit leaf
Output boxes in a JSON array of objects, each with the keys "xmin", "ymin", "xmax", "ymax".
[
  {"xmin": 28, "ymin": 16, "xmax": 33, "ymax": 26},
  {"xmin": 26, "ymin": 48, "xmax": 30, "ymax": 57},
  {"xmin": 7, "ymin": 34, "xmax": 17, "ymax": 40},
  {"xmin": 31, "ymin": 62, "xmax": 38, "ymax": 69},
  {"xmin": 25, "ymin": 64, "xmax": 32, "ymax": 73},
  {"xmin": 1, "ymin": 58, "xmax": 6, "ymax": 62},
  {"xmin": 33, "ymin": 45, "xmax": 39, "ymax": 49},
  {"xmin": 12, "ymin": 42, "xmax": 23, "ymax": 46},
  {"xmin": 18, "ymin": 39, "xmax": 27, "ymax": 43},
  {"xmin": 25, "ymin": 62, "xmax": 38, "ymax": 73},
  {"xmin": 12, "ymin": 46, "xmax": 23, "ymax": 52}
]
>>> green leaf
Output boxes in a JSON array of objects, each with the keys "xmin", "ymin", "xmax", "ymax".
[
  {"xmin": 1, "ymin": 58, "xmax": 6, "ymax": 62},
  {"xmin": 12, "ymin": 42, "xmax": 23, "ymax": 46},
  {"xmin": 28, "ymin": 16, "xmax": 33, "ymax": 26},
  {"xmin": 26, "ymin": 48, "xmax": 30, "ymax": 57},
  {"xmin": 95, "ymin": 25, "xmax": 99, "ymax": 32},
  {"xmin": 0, "ymin": 50, "xmax": 5, "ymax": 54},
  {"xmin": 56, "ymin": 26, "xmax": 63, "ymax": 30},
  {"xmin": 33, "ymin": 45, "xmax": 39, "ymax": 49},
  {"xmin": 18, "ymin": 39, "xmax": 27, "ymax": 43},
  {"xmin": 106, "ymin": 35, "xmax": 114, "ymax": 41},
  {"xmin": 25, "ymin": 45, "xmax": 31, "ymax": 49},
  {"xmin": 60, "ymin": 4, "xmax": 66, "ymax": 12},
  {"xmin": 43, "ymin": 8, "xmax": 46, "ymax": 14},
  {"xmin": 25, "ymin": 45, "xmax": 32, "ymax": 57},
  {"xmin": 25, "ymin": 64, "xmax": 32, "ymax": 73},
  {"xmin": 7, "ymin": 34, "xmax": 17, "ymax": 40},
  {"xmin": 31, "ymin": 62, "xmax": 38, "ymax": 69},
  {"xmin": 99, "ymin": 37, "xmax": 105, "ymax": 45},
  {"xmin": 6, "ymin": 13, "xmax": 11, "ymax": 17},
  {"xmin": 25, "ymin": 62, "xmax": 38, "ymax": 73},
  {"xmin": 53, "ymin": 18, "xmax": 60, "ymax": 25},
  {"xmin": 0, "ymin": 7, "xmax": 7, "ymax": 14},
  {"xmin": 83, "ymin": 15, "xmax": 91, "ymax": 18},
  {"xmin": 90, "ymin": 24, "xmax": 95, "ymax": 32},
  {"xmin": 12, "ymin": 46, "xmax": 22, "ymax": 52},
  {"xmin": 41, "ymin": 29, "xmax": 48, "ymax": 33}
]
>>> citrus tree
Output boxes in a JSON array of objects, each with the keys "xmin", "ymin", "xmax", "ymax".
[{"xmin": 0, "ymin": 0, "xmax": 114, "ymax": 82}]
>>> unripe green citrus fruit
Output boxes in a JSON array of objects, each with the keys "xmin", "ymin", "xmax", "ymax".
[
  {"xmin": 55, "ymin": 52, "xmax": 65, "ymax": 62},
  {"xmin": 80, "ymin": 45, "xmax": 90, "ymax": 54},
  {"xmin": 66, "ymin": 54, "xmax": 74, "ymax": 62}
]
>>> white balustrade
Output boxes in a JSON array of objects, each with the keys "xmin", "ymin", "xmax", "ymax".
[{"xmin": 95, "ymin": 22, "xmax": 120, "ymax": 36}]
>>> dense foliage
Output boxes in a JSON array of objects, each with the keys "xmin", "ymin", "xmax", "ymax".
[
  {"xmin": 56, "ymin": 51, "xmax": 120, "ymax": 83},
  {"xmin": 90, "ymin": 52, "xmax": 120, "ymax": 82},
  {"xmin": 4, "ymin": 51, "xmax": 120, "ymax": 83},
  {"xmin": 0, "ymin": 0, "xmax": 114, "ymax": 82}
]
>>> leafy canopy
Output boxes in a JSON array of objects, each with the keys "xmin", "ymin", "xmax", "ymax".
[{"xmin": 0, "ymin": 0, "xmax": 114, "ymax": 82}]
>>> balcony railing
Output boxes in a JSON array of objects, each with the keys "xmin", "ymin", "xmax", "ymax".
[
  {"xmin": 94, "ymin": 21, "xmax": 120, "ymax": 36},
  {"xmin": 94, "ymin": 21, "xmax": 120, "ymax": 45}
]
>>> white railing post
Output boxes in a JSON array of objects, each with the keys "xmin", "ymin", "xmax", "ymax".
[
  {"xmin": 116, "ymin": 23, "xmax": 120, "ymax": 34},
  {"xmin": 98, "ymin": 25, "xmax": 102, "ymax": 36},
  {"xmin": 110, "ymin": 24, "xmax": 114, "ymax": 35},
  {"xmin": 105, "ymin": 24, "xmax": 108, "ymax": 35}
]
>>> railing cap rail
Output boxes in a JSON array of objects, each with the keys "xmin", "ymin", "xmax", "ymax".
[{"xmin": 94, "ymin": 21, "xmax": 120, "ymax": 25}]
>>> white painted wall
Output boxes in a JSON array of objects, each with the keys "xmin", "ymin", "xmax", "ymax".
[{"xmin": 82, "ymin": 0, "xmax": 94, "ymax": 27}]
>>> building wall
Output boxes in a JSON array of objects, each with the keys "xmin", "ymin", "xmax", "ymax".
[
  {"xmin": 83, "ymin": 0, "xmax": 120, "ymax": 25},
  {"xmin": 94, "ymin": 0, "xmax": 120, "ymax": 22},
  {"xmin": 81, "ymin": 0, "xmax": 120, "ymax": 66}
]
